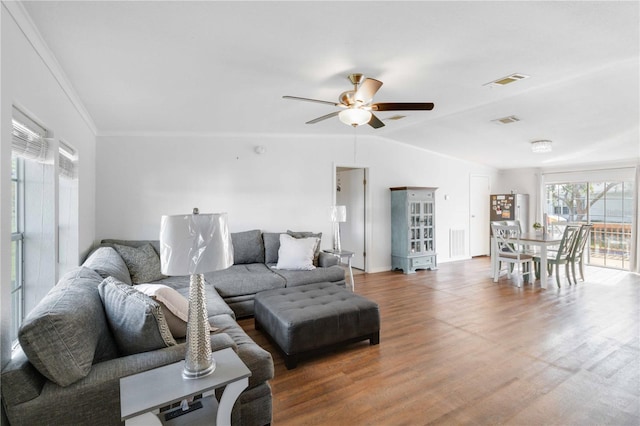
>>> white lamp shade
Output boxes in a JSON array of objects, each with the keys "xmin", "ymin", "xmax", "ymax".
[
  {"xmin": 338, "ymin": 108, "xmax": 372, "ymax": 127},
  {"xmin": 160, "ymin": 212, "xmax": 233, "ymax": 276},
  {"xmin": 329, "ymin": 205, "xmax": 347, "ymax": 223}
]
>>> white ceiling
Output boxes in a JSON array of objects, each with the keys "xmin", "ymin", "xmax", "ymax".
[{"xmin": 20, "ymin": 1, "xmax": 640, "ymax": 170}]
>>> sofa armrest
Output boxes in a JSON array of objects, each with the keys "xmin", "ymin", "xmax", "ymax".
[
  {"xmin": 318, "ymin": 251, "xmax": 339, "ymax": 267},
  {"xmin": 210, "ymin": 331, "xmax": 237, "ymax": 352},
  {"xmin": 1, "ymin": 347, "xmax": 46, "ymax": 406}
]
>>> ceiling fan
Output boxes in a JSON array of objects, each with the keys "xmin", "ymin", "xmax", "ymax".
[{"xmin": 283, "ymin": 73, "xmax": 434, "ymax": 129}]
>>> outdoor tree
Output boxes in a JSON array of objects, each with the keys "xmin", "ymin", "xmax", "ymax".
[{"xmin": 548, "ymin": 183, "xmax": 619, "ymax": 222}]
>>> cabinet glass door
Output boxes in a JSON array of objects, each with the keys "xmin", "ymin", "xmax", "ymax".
[
  {"xmin": 422, "ymin": 201, "xmax": 434, "ymax": 252},
  {"xmin": 409, "ymin": 201, "xmax": 422, "ymax": 253},
  {"xmin": 408, "ymin": 198, "xmax": 435, "ymax": 254}
]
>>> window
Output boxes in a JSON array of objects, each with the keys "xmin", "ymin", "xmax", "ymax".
[
  {"xmin": 10, "ymin": 109, "xmax": 53, "ymax": 344},
  {"xmin": 11, "ymin": 157, "xmax": 24, "ymax": 344},
  {"xmin": 9, "ymin": 108, "xmax": 80, "ymax": 345},
  {"xmin": 57, "ymin": 140, "xmax": 79, "ymax": 274},
  {"xmin": 545, "ymin": 180, "xmax": 635, "ymax": 270}
]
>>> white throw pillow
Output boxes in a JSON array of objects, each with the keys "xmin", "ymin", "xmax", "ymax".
[
  {"xmin": 135, "ymin": 283, "xmax": 219, "ymax": 338},
  {"xmin": 135, "ymin": 284, "xmax": 189, "ymax": 338},
  {"xmin": 275, "ymin": 234, "xmax": 318, "ymax": 271}
]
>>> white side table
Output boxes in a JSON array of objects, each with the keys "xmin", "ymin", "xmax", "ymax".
[
  {"xmin": 120, "ymin": 347, "xmax": 250, "ymax": 426},
  {"xmin": 323, "ymin": 249, "xmax": 355, "ymax": 291}
]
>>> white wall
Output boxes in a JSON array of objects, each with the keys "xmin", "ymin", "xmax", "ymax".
[
  {"xmin": 495, "ymin": 167, "xmax": 541, "ymax": 229},
  {"xmin": 1, "ymin": 4, "xmax": 97, "ymax": 368},
  {"xmin": 96, "ymin": 133, "xmax": 498, "ymax": 273}
]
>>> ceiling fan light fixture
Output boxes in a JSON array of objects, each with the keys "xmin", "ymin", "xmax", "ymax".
[
  {"xmin": 531, "ymin": 139, "xmax": 552, "ymax": 153},
  {"xmin": 339, "ymin": 108, "xmax": 371, "ymax": 127}
]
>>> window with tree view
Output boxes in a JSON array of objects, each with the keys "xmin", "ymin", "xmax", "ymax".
[{"xmin": 545, "ymin": 180, "xmax": 634, "ymax": 270}]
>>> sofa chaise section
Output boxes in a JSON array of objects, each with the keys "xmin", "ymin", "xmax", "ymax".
[{"xmin": 2, "ymin": 253, "xmax": 273, "ymax": 425}]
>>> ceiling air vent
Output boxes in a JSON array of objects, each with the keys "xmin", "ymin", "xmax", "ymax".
[
  {"xmin": 484, "ymin": 73, "xmax": 530, "ymax": 87},
  {"xmin": 492, "ymin": 115, "xmax": 520, "ymax": 125}
]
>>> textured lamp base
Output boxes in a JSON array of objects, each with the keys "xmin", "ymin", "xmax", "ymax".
[
  {"xmin": 183, "ymin": 273, "xmax": 215, "ymax": 380},
  {"xmin": 333, "ymin": 222, "xmax": 342, "ymax": 252}
]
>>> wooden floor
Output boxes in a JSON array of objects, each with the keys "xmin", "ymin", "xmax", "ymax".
[{"xmin": 239, "ymin": 257, "xmax": 640, "ymax": 425}]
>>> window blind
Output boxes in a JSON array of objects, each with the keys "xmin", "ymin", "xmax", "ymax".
[
  {"xmin": 58, "ymin": 151, "xmax": 76, "ymax": 179},
  {"xmin": 11, "ymin": 109, "xmax": 48, "ymax": 162},
  {"xmin": 57, "ymin": 139, "xmax": 77, "ymax": 179}
]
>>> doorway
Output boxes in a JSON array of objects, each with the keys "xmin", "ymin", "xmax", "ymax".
[
  {"xmin": 335, "ymin": 167, "xmax": 368, "ymax": 271},
  {"xmin": 470, "ymin": 175, "xmax": 490, "ymax": 256}
]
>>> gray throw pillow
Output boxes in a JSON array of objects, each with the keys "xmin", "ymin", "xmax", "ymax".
[
  {"xmin": 287, "ymin": 230, "xmax": 323, "ymax": 266},
  {"xmin": 82, "ymin": 246, "xmax": 132, "ymax": 285},
  {"xmin": 98, "ymin": 277, "xmax": 176, "ymax": 356},
  {"xmin": 113, "ymin": 243, "xmax": 166, "ymax": 284},
  {"xmin": 231, "ymin": 229, "xmax": 264, "ymax": 264},
  {"xmin": 263, "ymin": 232, "xmax": 282, "ymax": 264},
  {"xmin": 18, "ymin": 267, "xmax": 118, "ymax": 387}
]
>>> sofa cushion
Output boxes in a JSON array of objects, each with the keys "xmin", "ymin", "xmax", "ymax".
[
  {"xmin": 113, "ymin": 243, "xmax": 166, "ymax": 284},
  {"xmin": 287, "ymin": 230, "xmax": 323, "ymax": 266},
  {"xmin": 273, "ymin": 265, "xmax": 346, "ymax": 287},
  {"xmin": 18, "ymin": 267, "xmax": 118, "ymax": 387},
  {"xmin": 152, "ymin": 275, "xmax": 237, "ymax": 319},
  {"xmin": 205, "ymin": 263, "xmax": 286, "ymax": 298},
  {"xmin": 231, "ymin": 229, "xmax": 265, "ymax": 264},
  {"xmin": 82, "ymin": 246, "xmax": 132, "ymax": 284},
  {"xmin": 275, "ymin": 234, "xmax": 318, "ymax": 271},
  {"xmin": 263, "ymin": 232, "xmax": 282, "ymax": 264},
  {"xmin": 99, "ymin": 277, "xmax": 176, "ymax": 355},
  {"xmin": 209, "ymin": 314, "xmax": 274, "ymax": 389},
  {"xmin": 135, "ymin": 284, "xmax": 190, "ymax": 338}
]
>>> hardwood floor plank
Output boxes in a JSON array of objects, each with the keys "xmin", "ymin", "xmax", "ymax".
[{"xmin": 238, "ymin": 257, "xmax": 640, "ymax": 425}]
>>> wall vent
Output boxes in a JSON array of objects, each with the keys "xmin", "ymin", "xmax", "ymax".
[
  {"xmin": 484, "ymin": 73, "xmax": 530, "ymax": 87},
  {"xmin": 492, "ymin": 115, "xmax": 521, "ymax": 125},
  {"xmin": 449, "ymin": 228, "xmax": 465, "ymax": 258}
]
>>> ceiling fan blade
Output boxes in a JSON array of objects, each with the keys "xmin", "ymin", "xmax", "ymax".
[
  {"xmin": 306, "ymin": 111, "xmax": 340, "ymax": 124},
  {"xmin": 283, "ymin": 96, "xmax": 339, "ymax": 107},
  {"xmin": 371, "ymin": 102, "xmax": 434, "ymax": 111},
  {"xmin": 355, "ymin": 78, "xmax": 383, "ymax": 105},
  {"xmin": 368, "ymin": 113, "xmax": 385, "ymax": 129}
]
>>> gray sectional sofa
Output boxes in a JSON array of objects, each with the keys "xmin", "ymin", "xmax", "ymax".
[{"xmin": 1, "ymin": 229, "xmax": 345, "ymax": 426}]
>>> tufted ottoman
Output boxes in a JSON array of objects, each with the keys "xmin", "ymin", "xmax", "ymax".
[{"xmin": 254, "ymin": 282, "xmax": 380, "ymax": 369}]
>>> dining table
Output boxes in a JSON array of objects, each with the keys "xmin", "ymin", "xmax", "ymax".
[{"xmin": 491, "ymin": 231, "xmax": 563, "ymax": 289}]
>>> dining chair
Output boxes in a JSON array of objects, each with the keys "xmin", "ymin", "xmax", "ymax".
[
  {"xmin": 491, "ymin": 220, "xmax": 522, "ymax": 232},
  {"xmin": 491, "ymin": 223, "xmax": 534, "ymax": 287},
  {"xmin": 533, "ymin": 224, "xmax": 581, "ymax": 287},
  {"xmin": 568, "ymin": 224, "xmax": 593, "ymax": 285}
]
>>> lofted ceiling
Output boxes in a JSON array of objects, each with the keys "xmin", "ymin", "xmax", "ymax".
[{"xmin": 19, "ymin": 1, "xmax": 640, "ymax": 170}]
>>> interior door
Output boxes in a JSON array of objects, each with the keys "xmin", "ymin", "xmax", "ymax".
[
  {"xmin": 336, "ymin": 168, "xmax": 366, "ymax": 270},
  {"xmin": 470, "ymin": 175, "xmax": 490, "ymax": 256}
]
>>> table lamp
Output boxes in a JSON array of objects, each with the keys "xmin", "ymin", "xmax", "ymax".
[
  {"xmin": 329, "ymin": 205, "xmax": 347, "ymax": 252},
  {"xmin": 159, "ymin": 209, "xmax": 233, "ymax": 379}
]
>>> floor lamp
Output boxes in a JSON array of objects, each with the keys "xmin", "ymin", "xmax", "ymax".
[{"xmin": 159, "ymin": 209, "xmax": 233, "ymax": 379}]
